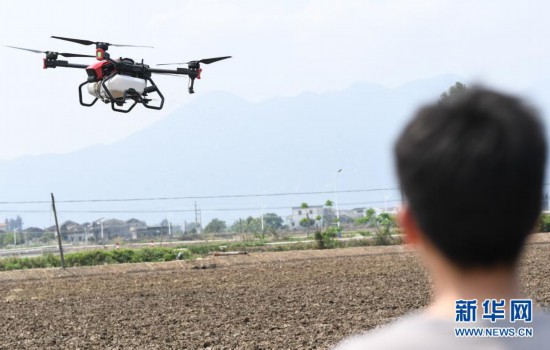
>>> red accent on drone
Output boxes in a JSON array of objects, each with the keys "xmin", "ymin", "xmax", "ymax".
[{"xmin": 86, "ymin": 61, "xmax": 109, "ymax": 80}]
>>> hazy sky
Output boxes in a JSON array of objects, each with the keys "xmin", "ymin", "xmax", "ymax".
[{"xmin": 2, "ymin": 0, "xmax": 550, "ymax": 160}]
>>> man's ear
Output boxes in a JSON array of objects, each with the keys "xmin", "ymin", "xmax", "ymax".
[{"xmin": 399, "ymin": 205, "xmax": 422, "ymax": 245}]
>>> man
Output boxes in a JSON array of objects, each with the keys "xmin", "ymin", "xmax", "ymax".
[{"xmin": 335, "ymin": 87, "xmax": 550, "ymax": 349}]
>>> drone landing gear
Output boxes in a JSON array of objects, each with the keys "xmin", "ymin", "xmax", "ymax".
[
  {"xmin": 188, "ymin": 77, "xmax": 196, "ymax": 94},
  {"xmin": 142, "ymin": 77, "xmax": 164, "ymax": 110},
  {"xmin": 101, "ymin": 75, "xmax": 164, "ymax": 113},
  {"xmin": 78, "ymin": 81, "xmax": 98, "ymax": 107},
  {"xmin": 78, "ymin": 75, "xmax": 165, "ymax": 113}
]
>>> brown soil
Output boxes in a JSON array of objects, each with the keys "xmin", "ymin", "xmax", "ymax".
[{"xmin": 0, "ymin": 242, "xmax": 549, "ymax": 350}]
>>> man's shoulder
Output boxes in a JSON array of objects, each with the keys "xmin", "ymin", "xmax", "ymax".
[
  {"xmin": 333, "ymin": 313, "xmax": 446, "ymax": 350},
  {"xmin": 333, "ymin": 310, "xmax": 550, "ymax": 350}
]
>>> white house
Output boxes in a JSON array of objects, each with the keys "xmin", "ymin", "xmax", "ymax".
[{"xmin": 286, "ymin": 205, "xmax": 334, "ymax": 229}]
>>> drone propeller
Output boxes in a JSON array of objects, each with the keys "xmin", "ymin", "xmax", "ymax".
[
  {"xmin": 157, "ymin": 56, "xmax": 232, "ymax": 66},
  {"xmin": 51, "ymin": 36, "xmax": 153, "ymax": 48},
  {"xmin": 4, "ymin": 45, "xmax": 94, "ymax": 58}
]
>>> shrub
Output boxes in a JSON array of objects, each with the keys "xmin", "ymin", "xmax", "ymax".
[
  {"xmin": 0, "ymin": 247, "xmax": 186, "ymax": 271},
  {"xmin": 538, "ymin": 213, "xmax": 550, "ymax": 232},
  {"xmin": 314, "ymin": 227, "xmax": 338, "ymax": 249}
]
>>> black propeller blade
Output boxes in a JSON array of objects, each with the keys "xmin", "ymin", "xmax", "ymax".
[
  {"xmin": 4, "ymin": 45, "xmax": 94, "ymax": 58},
  {"xmin": 197, "ymin": 56, "xmax": 232, "ymax": 64},
  {"xmin": 157, "ymin": 56, "xmax": 232, "ymax": 66},
  {"xmin": 51, "ymin": 36, "xmax": 153, "ymax": 48}
]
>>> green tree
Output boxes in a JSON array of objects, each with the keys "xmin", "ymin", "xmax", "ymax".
[
  {"xmin": 40, "ymin": 231, "xmax": 56, "ymax": 243},
  {"xmin": 323, "ymin": 200, "xmax": 336, "ymax": 227},
  {"xmin": 1, "ymin": 231, "xmax": 25, "ymax": 246},
  {"xmin": 315, "ymin": 215, "xmax": 322, "ymax": 228},
  {"xmin": 5, "ymin": 216, "xmax": 23, "ymax": 232},
  {"xmin": 245, "ymin": 217, "xmax": 262, "ymax": 233},
  {"xmin": 376, "ymin": 212, "xmax": 396, "ymax": 227},
  {"xmin": 230, "ymin": 219, "xmax": 246, "ymax": 234},
  {"xmin": 230, "ymin": 217, "xmax": 262, "ymax": 234},
  {"xmin": 439, "ymin": 82, "xmax": 467, "ymax": 103},
  {"xmin": 299, "ymin": 217, "xmax": 315, "ymax": 230},
  {"xmin": 356, "ymin": 208, "xmax": 377, "ymax": 226},
  {"xmin": 300, "ymin": 202, "xmax": 313, "ymax": 237},
  {"xmin": 204, "ymin": 218, "xmax": 227, "ymax": 234},
  {"xmin": 263, "ymin": 213, "xmax": 284, "ymax": 232}
]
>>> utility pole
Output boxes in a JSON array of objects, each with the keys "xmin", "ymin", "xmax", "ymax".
[
  {"xmin": 160, "ymin": 220, "xmax": 163, "ymax": 246},
  {"xmin": 334, "ymin": 169, "xmax": 342, "ymax": 238},
  {"xmin": 194, "ymin": 201, "xmax": 202, "ymax": 234},
  {"xmin": 384, "ymin": 193, "xmax": 393, "ymax": 213},
  {"xmin": 198, "ymin": 209, "xmax": 202, "ymax": 234},
  {"xmin": 51, "ymin": 193, "xmax": 65, "ymax": 269},
  {"xmin": 194, "ymin": 201, "xmax": 199, "ymax": 234},
  {"xmin": 101, "ymin": 220, "xmax": 105, "ymax": 248},
  {"xmin": 261, "ymin": 211, "xmax": 264, "ymax": 233}
]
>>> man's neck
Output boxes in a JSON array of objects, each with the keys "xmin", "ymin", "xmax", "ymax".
[{"xmin": 426, "ymin": 265, "xmax": 521, "ymax": 319}]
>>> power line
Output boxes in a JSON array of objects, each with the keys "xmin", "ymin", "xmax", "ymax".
[
  {"xmin": 3, "ymin": 182, "xmax": 550, "ymax": 205},
  {"xmin": 0, "ymin": 199, "xmax": 402, "ymax": 214},
  {"xmin": 0, "ymin": 187, "xmax": 400, "ymax": 205}
]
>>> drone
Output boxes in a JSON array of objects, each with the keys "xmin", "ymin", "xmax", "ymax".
[{"xmin": 5, "ymin": 36, "xmax": 231, "ymax": 113}]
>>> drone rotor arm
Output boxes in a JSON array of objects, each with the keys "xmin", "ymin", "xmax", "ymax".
[
  {"xmin": 58, "ymin": 52, "xmax": 95, "ymax": 58},
  {"xmin": 156, "ymin": 62, "xmax": 187, "ymax": 66}
]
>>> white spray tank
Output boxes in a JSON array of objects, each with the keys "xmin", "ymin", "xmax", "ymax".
[{"xmin": 87, "ymin": 75, "xmax": 147, "ymax": 101}]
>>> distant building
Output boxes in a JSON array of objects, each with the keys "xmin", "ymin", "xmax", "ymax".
[
  {"xmin": 139, "ymin": 225, "xmax": 171, "ymax": 238},
  {"xmin": 339, "ymin": 208, "xmax": 366, "ymax": 220},
  {"xmin": 126, "ymin": 218, "xmax": 147, "ymax": 240},
  {"xmin": 287, "ymin": 205, "xmax": 333, "ymax": 229},
  {"xmin": 373, "ymin": 206, "xmax": 399, "ymax": 215},
  {"xmin": 102, "ymin": 219, "xmax": 130, "ymax": 239},
  {"xmin": 60, "ymin": 220, "xmax": 84, "ymax": 242},
  {"xmin": 23, "ymin": 227, "xmax": 45, "ymax": 243},
  {"xmin": 88, "ymin": 218, "xmax": 130, "ymax": 242}
]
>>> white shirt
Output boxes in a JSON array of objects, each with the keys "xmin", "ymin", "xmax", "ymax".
[{"xmin": 333, "ymin": 310, "xmax": 550, "ymax": 350}]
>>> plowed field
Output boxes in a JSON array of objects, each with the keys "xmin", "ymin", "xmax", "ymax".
[{"xmin": 1, "ymin": 240, "xmax": 549, "ymax": 349}]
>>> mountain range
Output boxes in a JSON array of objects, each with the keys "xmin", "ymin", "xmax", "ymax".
[{"xmin": 1, "ymin": 74, "xmax": 513, "ymax": 227}]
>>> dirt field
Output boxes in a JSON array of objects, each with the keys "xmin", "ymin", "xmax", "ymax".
[{"xmin": 1, "ymin": 239, "xmax": 549, "ymax": 349}]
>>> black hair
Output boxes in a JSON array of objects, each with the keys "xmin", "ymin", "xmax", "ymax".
[{"xmin": 395, "ymin": 87, "xmax": 547, "ymax": 268}]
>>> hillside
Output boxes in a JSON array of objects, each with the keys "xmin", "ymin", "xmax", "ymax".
[{"xmin": 0, "ymin": 75, "xmax": 464, "ymax": 227}]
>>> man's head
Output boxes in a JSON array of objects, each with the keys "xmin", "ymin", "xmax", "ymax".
[{"xmin": 395, "ymin": 87, "xmax": 547, "ymax": 269}]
